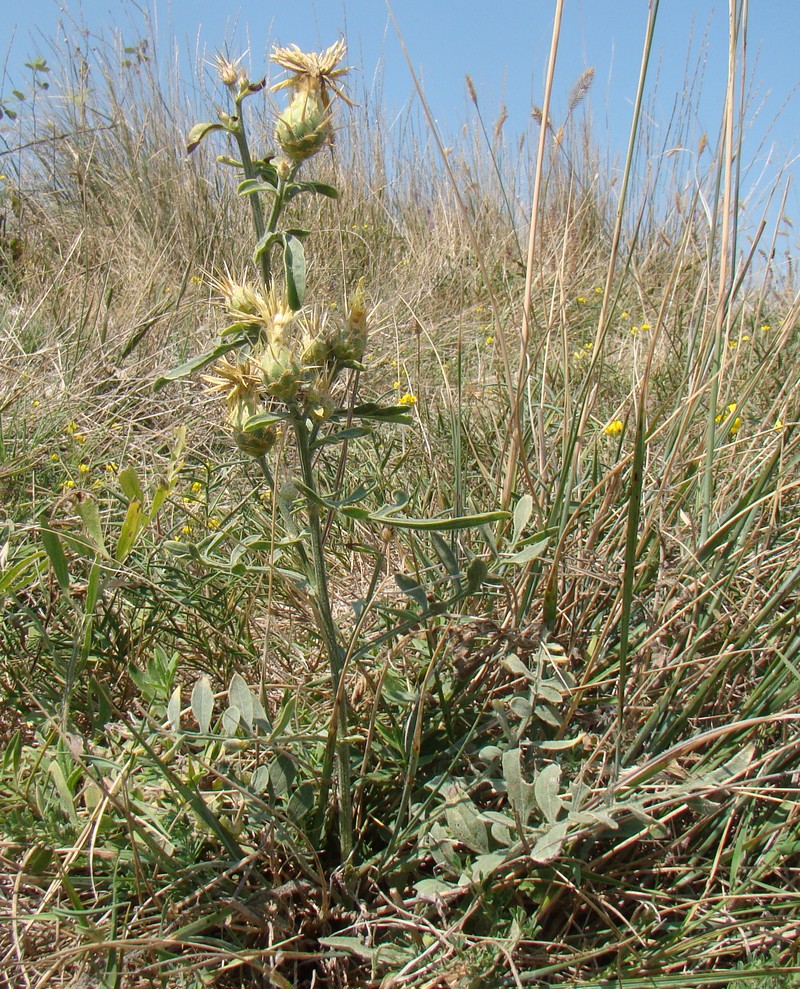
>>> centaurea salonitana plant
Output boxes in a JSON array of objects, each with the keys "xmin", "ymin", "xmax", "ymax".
[
  {"xmin": 158, "ymin": 41, "xmax": 376, "ymax": 861},
  {"xmin": 157, "ymin": 41, "xmax": 506, "ymax": 867}
]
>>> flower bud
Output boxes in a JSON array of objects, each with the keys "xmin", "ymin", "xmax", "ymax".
[
  {"xmin": 331, "ymin": 279, "xmax": 368, "ymax": 361},
  {"xmin": 233, "ymin": 426, "xmax": 277, "ymax": 458},
  {"xmin": 275, "ymin": 89, "xmax": 332, "ymax": 162}
]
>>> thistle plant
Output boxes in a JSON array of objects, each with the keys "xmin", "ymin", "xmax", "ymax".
[
  {"xmin": 156, "ymin": 41, "xmax": 365, "ymax": 861},
  {"xmin": 157, "ymin": 40, "xmax": 506, "ymax": 868}
]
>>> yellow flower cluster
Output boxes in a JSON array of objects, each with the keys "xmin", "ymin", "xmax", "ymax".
[{"xmin": 715, "ymin": 403, "xmax": 742, "ymax": 436}]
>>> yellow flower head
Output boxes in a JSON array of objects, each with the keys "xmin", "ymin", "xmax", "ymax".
[
  {"xmin": 603, "ymin": 419, "xmax": 624, "ymax": 437},
  {"xmin": 398, "ymin": 393, "xmax": 417, "ymax": 407},
  {"xmin": 210, "ymin": 272, "xmax": 296, "ymax": 339},
  {"xmin": 202, "ymin": 357, "xmax": 262, "ymax": 411},
  {"xmin": 715, "ymin": 403, "xmax": 742, "ymax": 436},
  {"xmin": 270, "ymin": 40, "xmax": 352, "ymax": 107}
]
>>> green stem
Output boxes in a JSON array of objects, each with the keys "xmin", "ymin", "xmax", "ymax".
[{"xmin": 293, "ymin": 416, "xmax": 354, "ymax": 862}]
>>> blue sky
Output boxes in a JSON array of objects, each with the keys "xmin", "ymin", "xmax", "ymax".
[{"xmin": 3, "ymin": 1, "xmax": 799, "ymax": 246}]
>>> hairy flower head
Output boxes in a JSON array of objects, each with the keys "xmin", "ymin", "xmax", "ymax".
[
  {"xmin": 202, "ymin": 357, "xmax": 262, "ymax": 411},
  {"xmin": 210, "ymin": 272, "xmax": 296, "ymax": 344},
  {"xmin": 270, "ymin": 40, "xmax": 353, "ymax": 106},
  {"xmin": 211, "ymin": 52, "xmax": 245, "ymax": 88}
]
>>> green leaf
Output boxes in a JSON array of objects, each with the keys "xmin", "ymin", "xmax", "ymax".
[
  {"xmin": 444, "ymin": 786, "xmax": 489, "ymax": 854},
  {"xmin": 186, "ymin": 120, "xmax": 227, "ymax": 153},
  {"xmin": 115, "ymin": 498, "xmax": 142, "ymax": 562},
  {"xmin": 395, "ymin": 572, "xmax": 429, "ymax": 610},
  {"xmin": 253, "ymin": 229, "xmax": 280, "ymax": 265},
  {"xmin": 0, "ymin": 550, "xmax": 44, "ymax": 598},
  {"xmin": 287, "ymin": 781, "xmax": 315, "ymax": 821},
  {"xmin": 431, "ymin": 531, "xmax": 459, "ymax": 577},
  {"xmin": 470, "ymin": 851, "xmax": 510, "ymax": 882},
  {"xmin": 237, "ymin": 178, "xmax": 279, "ymax": 198},
  {"xmin": 191, "ymin": 676, "xmax": 214, "ymax": 734},
  {"xmin": 288, "ymin": 180, "xmax": 339, "ymax": 200},
  {"xmin": 370, "ymin": 509, "xmax": 510, "ymax": 532},
  {"xmin": 76, "ymin": 496, "xmax": 108, "ymax": 557},
  {"xmin": 317, "ymin": 936, "xmax": 374, "ymax": 961},
  {"xmin": 283, "ymin": 233, "xmax": 306, "ymax": 309},
  {"xmin": 153, "ymin": 340, "xmax": 240, "ymax": 391},
  {"xmin": 117, "ymin": 466, "xmax": 144, "ymax": 503},
  {"xmin": 530, "ymin": 820, "xmax": 569, "ymax": 863},
  {"xmin": 503, "ymin": 748, "xmax": 536, "ymax": 825},
  {"xmin": 167, "ymin": 686, "xmax": 182, "ymax": 733},
  {"xmin": 23, "ymin": 844, "xmax": 53, "ymax": 875},
  {"xmin": 350, "ymin": 402, "xmax": 413, "ymax": 425},
  {"xmin": 513, "ymin": 494, "xmax": 533, "ymax": 545},
  {"xmin": 229, "ymin": 673, "xmax": 254, "ymax": 730},
  {"xmin": 534, "ymin": 763, "xmax": 562, "ymax": 824},
  {"xmin": 504, "ymin": 539, "xmax": 549, "ymax": 565},
  {"xmin": 269, "ymin": 752, "xmax": 296, "ymax": 797},
  {"xmin": 48, "ymin": 761, "xmax": 79, "ymax": 825},
  {"xmin": 414, "ymin": 878, "xmax": 457, "ymax": 900},
  {"xmin": 310, "ymin": 426, "xmax": 372, "ymax": 451},
  {"xmin": 222, "ymin": 705, "xmax": 240, "ymax": 736}
]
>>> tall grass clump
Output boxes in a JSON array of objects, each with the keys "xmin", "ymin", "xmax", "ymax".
[{"xmin": 1, "ymin": 4, "xmax": 799, "ymax": 988}]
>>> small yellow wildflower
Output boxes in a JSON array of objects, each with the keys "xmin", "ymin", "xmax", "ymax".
[
  {"xmin": 74, "ymin": 433, "xmax": 86, "ymax": 444},
  {"xmin": 760, "ymin": 323, "xmax": 771, "ymax": 332},
  {"xmin": 640, "ymin": 322, "xmax": 651, "ymax": 332},
  {"xmin": 32, "ymin": 399, "xmax": 40, "ymax": 407},
  {"xmin": 50, "ymin": 453, "xmax": 59, "ymax": 463},
  {"xmin": 78, "ymin": 463, "xmax": 90, "ymax": 474},
  {"xmin": 485, "ymin": 335, "xmax": 494, "ymax": 346},
  {"xmin": 105, "ymin": 462, "xmax": 118, "ymax": 474},
  {"xmin": 620, "ymin": 311, "xmax": 630, "ymax": 320},
  {"xmin": 181, "ymin": 524, "xmax": 193, "ymax": 536},
  {"xmin": 576, "ymin": 296, "xmax": 587, "ymax": 304},
  {"xmin": 62, "ymin": 479, "xmax": 75, "ymax": 490},
  {"xmin": 65, "ymin": 421, "xmax": 78, "ymax": 435},
  {"xmin": 392, "ymin": 380, "xmax": 401, "ymax": 390},
  {"xmin": 715, "ymin": 403, "xmax": 742, "ymax": 436},
  {"xmin": 594, "ymin": 286, "xmax": 603, "ymax": 295},
  {"xmin": 398, "ymin": 393, "xmax": 417, "ymax": 407},
  {"xmin": 207, "ymin": 517, "xmax": 221, "ymax": 530},
  {"xmin": 603, "ymin": 420, "xmax": 624, "ymax": 437},
  {"xmin": 630, "ymin": 326, "xmax": 640, "ymax": 335},
  {"xmin": 191, "ymin": 481, "xmax": 203, "ymax": 494},
  {"xmin": 774, "ymin": 418, "xmax": 783, "ymax": 430}
]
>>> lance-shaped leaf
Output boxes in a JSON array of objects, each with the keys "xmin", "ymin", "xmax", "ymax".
[
  {"xmin": 286, "ymin": 180, "xmax": 339, "ymax": 201},
  {"xmin": 153, "ymin": 340, "xmax": 241, "ymax": 391},
  {"xmin": 186, "ymin": 121, "xmax": 227, "ymax": 153},
  {"xmin": 369, "ymin": 508, "xmax": 510, "ymax": 532},
  {"xmin": 237, "ymin": 178, "xmax": 279, "ymax": 198}
]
